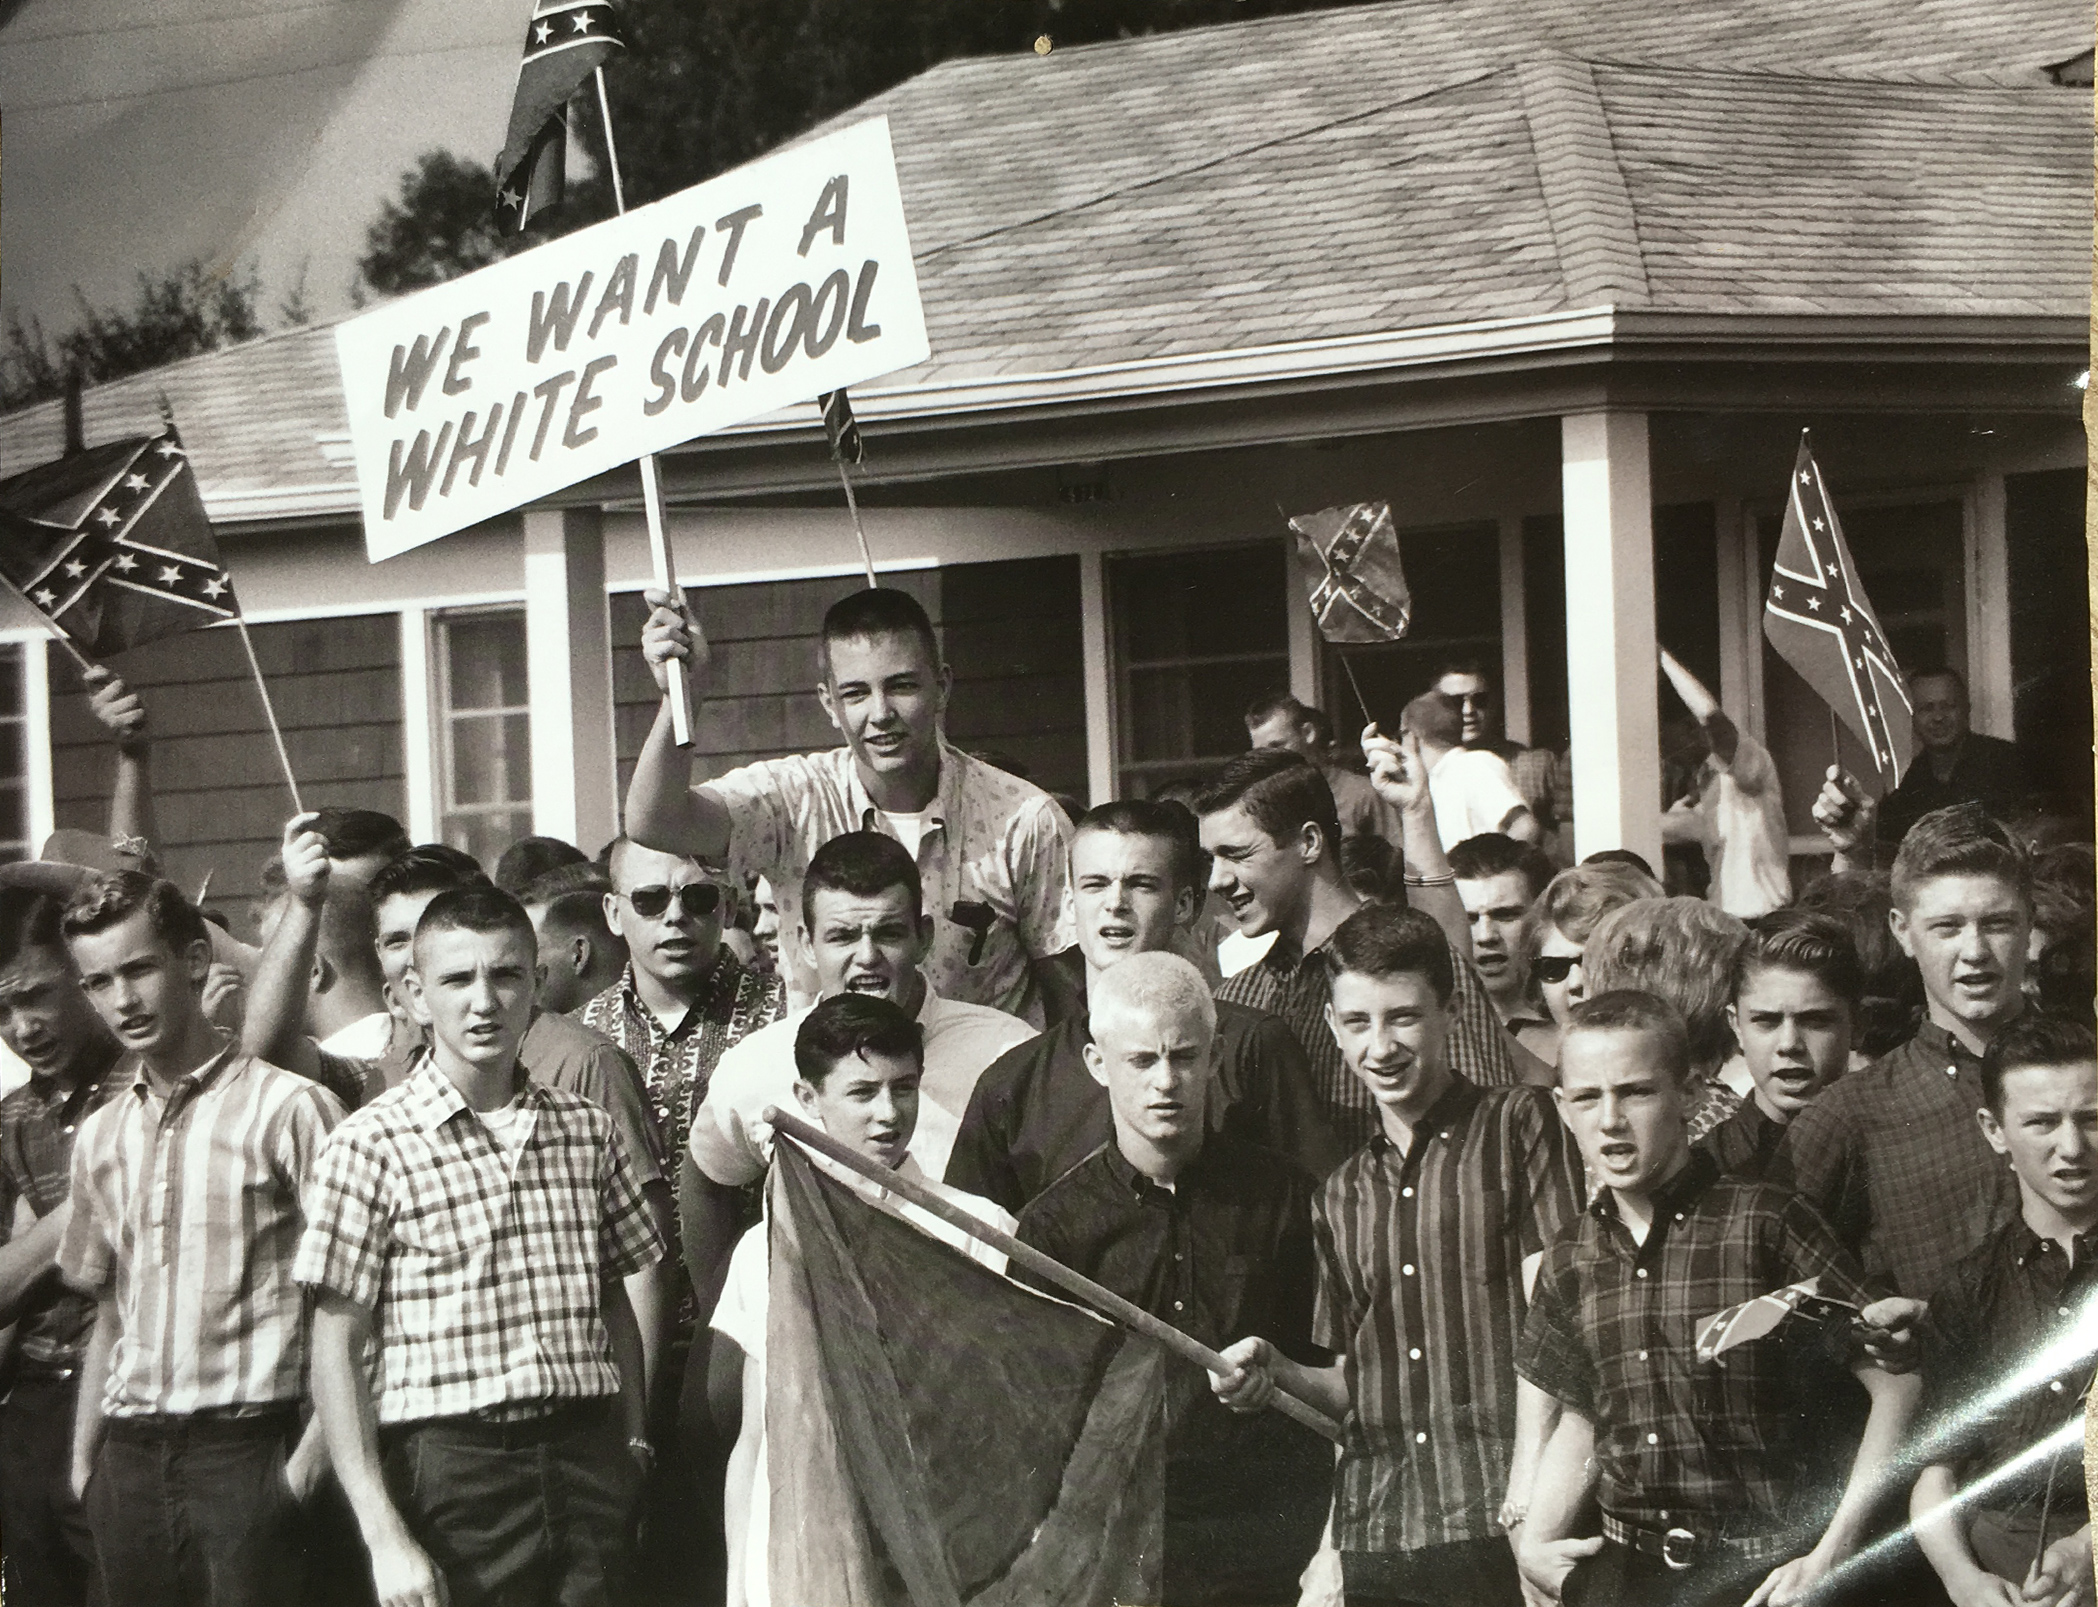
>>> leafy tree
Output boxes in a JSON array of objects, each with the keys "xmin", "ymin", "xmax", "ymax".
[
  {"xmin": 353, "ymin": 150, "xmax": 571, "ymax": 300},
  {"xmin": 0, "ymin": 260, "xmax": 268, "ymax": 411}
]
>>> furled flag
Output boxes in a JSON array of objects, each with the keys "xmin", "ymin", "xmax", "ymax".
[
  {"xmin": 766, "ymin": 1139, "xmax": 1166, "ymax": 1607},
  {"xmin": 1763, "ymin": 433, "xmax": 1915, "ymax": 785},
  {"xmin": 818, "ymin": 389, "xmax": 864, "ymax": 465},
  {"xmin": 1695, "ymin": 1276, "xmax": 1860, "ymax": 1364},
  {"xmin": 0, "ymin": 424, "xmax": 240, "ymax": 659},
  {"xmin": 1289, "ymin": 501, "xmax": 1411, "ymax": 643},
  {"xmin": 493, "ymin": 0, "xmax": 627, "ymax": 235}
]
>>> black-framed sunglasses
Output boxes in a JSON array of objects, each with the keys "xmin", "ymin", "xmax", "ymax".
[
  {"xmin": 1532, "ymin": 954, "xmax": 1582, "ymax": 985},
  {"xmin": 622, "ymin": 883, "xmax": 722, "ymax": 921}
]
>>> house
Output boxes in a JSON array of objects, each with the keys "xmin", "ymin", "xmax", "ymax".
[{"xmin": 0, "ymin": 0, "xmax": 2088, "ymax": 921}]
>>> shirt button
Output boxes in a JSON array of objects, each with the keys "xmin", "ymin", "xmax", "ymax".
[
  {"xmin": 1173, "ymin": 1252, "xmax": 1183, "ymax": 1263},
  {"xmin": 1173, "ymin": 1301, "xmax": 1184, "ymax": 1313},
  {"xmin": 1647, "ymin": 1433, "xmax": 1659, "ymax": 1445},
  {"xmin": 1635, "ymin": 1268, "xmax": 1649, "ymax": 1280},
  {"xmin": 1401, "ymin": 1187, "xmax": 1414, "ymax": 1199},
  {"xmin": 2061, "ymin": 1307, "xmax": 2073, "ymax": 1317},
  {"xmin": 1415, "ymin": 1431, "xmax": 1428, "ymax": 1444},
  {"xmin": 1674, "ymin": 1213, "xmax": 1684, "ymax": 1222},
  {"xmin": 1638, "ymin": 1350, "xmax": 1649, "ymax": 1361},
  {"xmin": 1409, "ymin": 1348, "xmax": 1423, "ymax": 1360},
  {"xmin": 2051, "ymin": 1380, "xmax": 2067, "ymax": 1394},
  {"xmin": 1402, "ymin": 1264, "xmax": 1415, "ymax": 1276}
]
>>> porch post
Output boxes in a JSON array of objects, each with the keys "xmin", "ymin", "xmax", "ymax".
[
  {"xmin": 523, "ymin": 506, "xmax": 619, "ymax": 851},
  {"xmin": 1560, "ymin": 412, "xmax": 1663, "ymax": 868}
]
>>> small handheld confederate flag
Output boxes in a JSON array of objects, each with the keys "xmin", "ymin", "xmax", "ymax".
[
  {"xmin": 1763, "ymin": 434, "xmax": 1914, "ymax": 785},
  {"xmin": 1289, "ymin": 501, "xmax": 1411, "ymax": 643},
  {"xmin": 0, "ymin": 424, "xmax": 239, "ymax": 659},
  {"xmin": 1694, "ymin": 1276, "xmax": 1860, "ymax": 1363},
  {"xmin": 817, "ymin": 389, "xmax": 863, "ymax": 465},
  {"xmin": 494, "ymin": 0, "xmax": 627, "ymax": 234}
]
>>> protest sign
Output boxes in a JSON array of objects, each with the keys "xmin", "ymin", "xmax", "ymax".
[{"xmin": 334, "ymin": 117, "xmax": 929, "ymax": 561}]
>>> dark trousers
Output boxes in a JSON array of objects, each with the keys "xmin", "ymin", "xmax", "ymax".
[
  {"xmin": 1342, "ymin": 1538, "xmax": 1524, "ymax": 1607},
  {"xmin": 381, "ymin": 1401, "xmax": 643, "ymax": 1607},
  {"xmin": 630, "ymin": 1330, "xmax": 729, "ymax": 1607},
  {"xmin": 84, "ymin": 1411, "xmax": 303, "ymax": 1607},
  {"xmin": 1, "ymin": 1373, "xmax": 100, "ymax": 1607}
]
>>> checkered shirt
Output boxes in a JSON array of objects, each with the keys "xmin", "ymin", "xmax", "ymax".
[
  {"xmin": 1217, "ymin": 930, "xmax": 1522, "ymax": 1150},
  {"xmin": 294, "ymin": 1057, "xmax": 664, "ymax": 1426},
  {"xmin": 1517, "ymin": 1150, "xmax": 1870, "ymax": 1534},
  {"xmin": 0, "ymin": 1043, "xmax": 119, "ymax": 1368}
]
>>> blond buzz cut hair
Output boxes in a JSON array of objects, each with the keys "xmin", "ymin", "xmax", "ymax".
[{"xmin": 1088, "ymin": 950, "xmax": 1217, "ymax": 1045}]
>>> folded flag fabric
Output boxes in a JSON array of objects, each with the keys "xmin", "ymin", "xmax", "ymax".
[
  {"xmin": 1288, "ymin": 501, "xmax": 1411, "ymax": 644},
  {"xmin": 819, "ymin": 389, "xmax": 864, "ymax": 465},
  {"xmin": 767, "ymin": 1138, "xmax": 1166, "ymax": 1607},
  {"xmin": 1762, "ymin": 432, "xmax": 1915, "ymax": 785},
  {"xmin": 1695, "ymin": 1276, "xmax": 1860, "ymax": 1363},
  {"xmin": 0, "ymin": 424, "xmax": 238, "ymax": 658},
  {"xmin": 494, "ymin": 0, "xmax": 627, "ymax": 234}
]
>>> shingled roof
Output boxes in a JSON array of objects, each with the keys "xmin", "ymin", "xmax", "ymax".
[{"xmin": 3, "ymin": 0, "xmax": 2087, "ymax": 516}]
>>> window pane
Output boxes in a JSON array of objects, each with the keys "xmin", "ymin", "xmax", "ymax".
[
  {"xmin": 449, "ymin": 712, "xmax": 531, "ymax": 807},
  {"xmin": 0, "ymin": 647, "xmax": 24, "ymax": 715},
  {"xmin": 445, "ymin": 613, "xmax": 529, "ymax": 711},
  {"xmin": 444, "ymin": 807, "xmax": 533, "ymax": 873},
  {"xmin": 1117, "ymin": 545, "xmax": 1288, "ymax": 664}
]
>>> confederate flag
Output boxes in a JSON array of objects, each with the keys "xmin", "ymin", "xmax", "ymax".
[{"xmin": 493, "ymin": 0, "xmax": 627, "ymax": 234}]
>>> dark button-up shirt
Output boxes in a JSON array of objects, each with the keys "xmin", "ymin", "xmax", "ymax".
[
  {"xmin": 1218, "ymin": 929, "xmax": 1521, "ymax": 1150},
  {"xmin": 946, "ymin": 998, "xmax": 1343, "ymax": 1215},
  {"xmin": 1773, "ymin": 1019, "xmax": 2018, "ymax": 1300},
  {"xmin": 1314, "ymin": 1078, "xmax": 1581, "ymax": 1552},
  {"xmin": 1697, "ymin": 1094, "xmax": 1789, "ymax": 1182},
  {"xmin": 0, "ymin": 1039, "xmax": 121, "ymax": 1369},
  {"xmin": 1016, "ymin": 1134, "xmax": 1331, "ymax": 1601},
  {"xmin": 1518, "ymin": 1151, "xmax": 1870, "ymax": 1534},
  {"xmin": 1878, "ymin": 735, "xmax": 2029, "ymax": 847},
  {"xmin": 1918, "ymin": 1219, "xmax": 2095, "ymax": 1525}
]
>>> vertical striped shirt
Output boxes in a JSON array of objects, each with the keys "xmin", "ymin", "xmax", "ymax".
[
  {"xmin": 57, "ymin": 1043, "xmax": 344, "ymax": 1417},
  {"xmin": 1217, "ymin": 930, "xmax": 1522, "ymax": 1150},
  {"xmin": 294, "ymin": 1057, "xmax": 664, "ymax": 1426},
  {"xmin": 1312, "ymin": 1078, "xmax": 1581, "ymax": 1552}
]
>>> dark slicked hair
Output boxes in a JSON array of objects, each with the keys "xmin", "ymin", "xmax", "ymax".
[
  {"xmin": 1447, "ymin": 833, "xmax": 1557, "ymax": 903},
  {"xmin": 413, "ymin": 884, "xmax": 537, "ymax": 960},
  {"xmin": 1326, "ymin": 903, "xmax": 1454, "ymax": 1003},
  {"xmin": 1733, "ymin": 909, "xmax": 1862, "ymax": 1006},
  {"xmin": 494, "ymin": 835, "xmax": 587, "ymax": 897},
  {"xmin": 802, "ymin": 831, "xmax": 923, "ymax": 928},
  {"xmin": 310, "ymin": 808, "xmax": 411, "ymax": 865},
  {"xmin": 794, "ymin": 992, "xmax": 924, "ymax": 1089},
  {"xmin": 1191, "ymin": 749, "xmax": 1343, "ymax": 862},
  {"xmin": 820, "ymin": 587, "xmax": 939, "ymax": 675},
  {"xmin": 1797, "ymin": 870, "xmax": 1924, "ymax": 1056},
  {"xmin": 1562, "ymin": 989, "xmax": 1693, "ymax": 1084},
  {"xmin": 61, "ymin": 871, "xmax": 209, "ymax": 955},
  {"xmin": 370, "ymin": 844, "xmax": 487, "ymax": 908},
  {"xmin": 1075, "ymin": 799, "xmax": 1202, "ymax": 894},
  {"xmin": 1981, "ymin": 1012, "xmax": 2096, "ymax": 1116},
  {"xmin": 0, "ymin": 888, "xmax": 68, "ymax": 972},
  {"xmin": 1243, "ymin": 690, "xmax": 1315, "ymax": 729},
  {"xmin": 1890, "ymin": 803, "xmax": 2030, "ymax": 911}
]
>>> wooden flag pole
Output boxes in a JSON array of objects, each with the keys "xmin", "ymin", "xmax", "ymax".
[
  {"xmin": 763, "ymin": 1106, "xmax": 1345, "ymax": 1445},
  {"xmin": 1337, "ymin": 652, "xmax": 1373, "ymax": 733},
  {"xmin": 835, "ymin": 459, "xmax": 877, "ymax": 589},
  {"xmin": 232, "ymin": 615, "xmax": 302, "ymax": 813},
  {"xmin": 594, "ymin": 67, "xmax": 695, "ymax": 747}
]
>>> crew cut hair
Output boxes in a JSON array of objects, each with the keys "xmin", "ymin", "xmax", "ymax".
[
  {"xmin": 0, "ymin": 887, "xmax": 68, "ymax": 972},
  {"xmin": 794, "ymin": 992, "xmax": 925, "ymax": 1089},
  {"xmin": 370, "ymin": 844, "xmax": 487, "ymax": 907},
  {"xmin": 1400, "ymin": 690, "xmax": 1463, "ymax": 749},
  {"xmin": 61, "ymin": 870, "xmax": 209, "ymax": 955},
  {"xmin": 1562, "ymin": 989, "xmax": 1693, "ymax": 1083},
  {"xmin": 413, "ymin": 884, "xmax": 537, "ymax": 960},
  {"xmin": 820, "ymin": 587, "xmax": 939, "ymax": 673},
  {"xmin": 1447, "ymin": 833, "xmax": 1557, "ymax": 902},
  {"xmin": 1890, "ymin": 802, "xmax": 2031, "ymax": 911},
  {"xmin": 1190, "ymin": 749, "xmax": 1343, "ymax": 860},
  {"xmin": 1733, "ymin": 908, "xmax": 1862, "ymax": 1006},
  {"xmin": 1089, "ymin": 950, "xmax": 1216, "ymax": 1044},
  {"xmin": 1583, "ymin": 897, "xmax": 1749, "ymax": 1071},
  {"xmin": 1325, "ymin": 903, "xmax": 1454, "ymax": 1003},
  {"xmin": 802, "ymin": 831, "xmax": 924, "ymax": 927},
  {"xmin": 1981, "ymin": 1012, "xmax": 2096, "ymax": 1116},
  {"xmin": 1075, "ymin": 799, "xmax": 1202, "ymax": 894}
]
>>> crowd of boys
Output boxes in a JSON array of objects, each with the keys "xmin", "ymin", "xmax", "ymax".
[{"xmin": 0, "ymin": 580, "xmax": 2079, "ymax": 1607}]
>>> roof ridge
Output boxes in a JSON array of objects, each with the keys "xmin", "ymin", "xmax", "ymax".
[
  {"xmin": 1574, "ymin": 51, "xmax": 2069, "ymax": 90},
  {"xmin": 1516, "ymin": 54, "xmax": 1650, "ymax": 311}
]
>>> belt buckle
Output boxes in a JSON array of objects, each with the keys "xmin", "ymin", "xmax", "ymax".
[{"xmin": 1661, "ymin": 1527, "xmax": 1700, "ymax": 1571}]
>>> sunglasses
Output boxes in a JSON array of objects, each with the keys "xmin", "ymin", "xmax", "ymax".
[
  {"xmin": 622, "ymin": 883, "xmax": 722, "ymax": 921},
  {"xmin": 1532, "ymin": 954, "xmax": 1582, "ymax": 985}
]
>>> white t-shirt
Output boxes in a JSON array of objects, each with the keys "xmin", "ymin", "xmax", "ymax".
[
  {"xmin": 1427, "ymin": 747, "xmax": 1529, "ymax": 852},
  {"xmin": 477, "ymin": 1099, "xmax": 535, "ymax": 1171},
  {"xmin": 1669, "ymin": 731, "xmax": 1791, "ymax": 918},
  {"xmin": 688, "ymin": 985, "xmax": 1036, "ymax": 1187},
  {"xmin": 319, "ymin": 1012, "xmax": 395, "ymax": 1060},
  {"xmin": 711, "ymin": 1157, "xmax": 1013, "ymax": 1607},
  {"xmin": 1217, "ymin": 928, "xmax": 1278, "ymax": 978},
  {"xmin": 879, "ymin": 809, "xmax": 931, "ymax": 860}
]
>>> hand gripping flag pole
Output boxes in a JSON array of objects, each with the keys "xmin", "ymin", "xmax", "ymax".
[
  {"xmin": 1286, "ymin": 501, "xmax": 1412, "ymax": 729},
  {"xmin": 762, "ymin": 1106, "xmax": 1344, "ymax": 1445}
]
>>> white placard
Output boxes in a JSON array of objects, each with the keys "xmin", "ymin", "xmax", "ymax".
[{"xmin": 334, "ymin": 117, "xmax": 929, "ymax": 561}]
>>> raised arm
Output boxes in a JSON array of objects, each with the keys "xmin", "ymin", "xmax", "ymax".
[
  {"xmin": 1661, "ymin": 648, "xmax": 1738, "ymax": 767},
  {"xmin": 243, "ymin": 815, "xmax": 329, "ymax": 1078},
  {"xmin": 1362, "ymin": 724, "xmax": 1472, "ymax": 962},
  {"xmin": 626, "ymin": 588, "xmax": 732, "ymax": 862},
  {"xmin": 84, "ymin": 667, "xmax": 157, "ymax": 850},
  {"xmin": 1810, "ymin": 767, "xmax": 1881, "ymax": 875}
]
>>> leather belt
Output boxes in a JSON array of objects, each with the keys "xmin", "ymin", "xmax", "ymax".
[{"xmin": 1602, "ymin": 1512, "xmax": 1794, "ymax": 1571}]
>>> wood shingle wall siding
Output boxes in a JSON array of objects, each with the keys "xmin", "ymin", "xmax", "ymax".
[
  {"xmin": 49, "ymin": 615, "xmax": 405, "ymax": 929},
  {"xmin": 612, "ymin": 555, "xmax": 1085, "ymax": 812}
]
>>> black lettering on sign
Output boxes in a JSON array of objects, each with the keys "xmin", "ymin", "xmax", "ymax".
[
  {"xmin": 385, "ymin": 424, "xmax": 455, "ymax": 518},
  {"xmin": 847, "ymin": 259, "xmax": 882, "ymax": 343},
  {"xmin": 646, "ymin": 330, "xmax": 686, "ymax": 417},
  {"xmin": 714, "ymin": 205, "xmax": 763, "ymax": 287},
  {"xmin": 385, "ymin": 328, "xmax": 451, "ymax": 419},
  {"xmin": 587, "ymin": 254, "xmax": 639, "ymax": 340},
  {"xmin": 441, "ymin": 404, "xmax": 504, "ymax": 495},
  {"xmin": 682, "ymin": 314, "xmax": 725, "ymax": 402},
  {"xmin": 761, "ymin": 284, "xmax": 812, "ymax": 375},
  {"xmin": 645, "ymin": 227, "xmax": 705, "ymax": 315},
  {"xmin": 443, "ymin": 312, "xmax": 489, "ymax": 396},
  {"xmin": 527, "ymin": 275, "xmax": 594, "ymax": 364},
  {"xmin": 564, "ymin": 355, "xmax": 618, "ymax": 449},
  {"xmin": 495, "ymin": 390, "xmax": 529, "ymax": 477},
  {"xmin": 797, "ymin": 176, "xmax": 848, "ymax": 257},
  {"xmin": 805, "ymin": 270, "xmax": 850, "ymax": 359},
  {"xmin": 529, "ymin": 370, "xmax": 577, "ymax": 460},
  {"xmin": 718, "ymin": 300, "xmax": 768, "ymax": 388}
]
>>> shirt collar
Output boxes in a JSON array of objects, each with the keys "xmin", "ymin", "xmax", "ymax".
[
  {"xmin": 1910, "ymin": 1015, "xmax": 1987, "ymax": 1073},
  {"xmin": 1101, "ymin": 1135, "xmax": 1210, "ymax": 1202},
  {"xmin": 2010, "ymin": 1219, "xmax": 2097, "ymax": 1270},
  {"xmin": 1589, "ymin": 1145, "xmax": 1720, "ymax": 1223},
  {"xmin": 32, "ymin": 1033, "xmax": 121, "ymax": 1101},
  {"xmin": 847, "ymin": 740, "xmax": 955, "ymax": 834},
  {"xmin": 125, "ymin": 1034, "xmax": 238, "ymax": 1102},
  {"xmin": 1367, "ymin": 1073, "xmax": 1481, "ymax": 1156},
  {"xmin": 402, "ymin": 1054, "xmax": 541, "ymax": 1134}
]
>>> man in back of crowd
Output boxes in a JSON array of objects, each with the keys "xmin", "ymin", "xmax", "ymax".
[
  {"xmin": 1877, "ymin": 668, "xmax": 2031, "ymax": 848},
  {"xmin": 0, "ymin": 878, "xmax": 122, "ymax": 1606},
  {"xmin": 947, "ymin": 799, "xmax": 1341, "ymax": 1215},
  {"xmin": 1448, "ymin": 832, "xmax": 1560, "ymax": 1071},
  {"xmin": 252, "ymin": 808, "xmax": 408, "ymax": 1064},
  {"xmin": 521, "ymin": 863, "xmax": 627, "ymax": 1014},
  {"xmin": 1401, "ymin": 692, "xmax": 1541, "ymax": 851},
  {"xmin": 493, "ymin": 833, "xmax": 588, "ymax": 897},
  {"xmin": 1245, "ymin": 691, "xmax": 1399, "ymax": 847},
  {"xmin": 625, "ymin": 584, "xmax": 1076, "ymax": 1026},
  {"xmin": 1434, "ymin": 660, "xmax": 1571, "ymax": 855},
  {"xmin": 1200, "ymin": 747, "xmax": 1524, "ymax": 1151},
  {"xmin": 1659, "ymin": 649, "xmax": 1791, "ymax": 919}
]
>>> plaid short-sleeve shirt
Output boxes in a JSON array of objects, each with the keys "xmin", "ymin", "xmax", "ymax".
[
  {"xmin": 295, "ymin": 1058, "xmax": 663, "ymax": 1426},
  {"xmin": 0, "ymin": 1042, "xmax": 120, "ymax": 1369}
]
